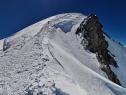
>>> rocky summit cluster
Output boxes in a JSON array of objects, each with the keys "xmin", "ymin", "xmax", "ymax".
[{"xmin": 76, "ymin": 14, "xmax": 121, "ymax": 85}]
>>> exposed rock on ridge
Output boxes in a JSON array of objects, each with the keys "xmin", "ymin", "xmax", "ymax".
[{"xmin": 76, "ymin": 14, "xmax": 121, "ymax": 85}]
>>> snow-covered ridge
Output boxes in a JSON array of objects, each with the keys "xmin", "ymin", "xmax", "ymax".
[
  {"xmin": 2, "ymin": 13, "xmax": 84, "ymax": 51},
  {"xmin": 5, "ymin": 13, "xmax": 84, "ymax": 41},
  {"xmin": 0, "ymin": 13, "xmax": 126, "ymax": 95}
]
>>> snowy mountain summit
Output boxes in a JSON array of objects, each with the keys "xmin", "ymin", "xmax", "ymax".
[{"xmin": 0, "ymin": 13, "xmax": 126, "ymax": 95}]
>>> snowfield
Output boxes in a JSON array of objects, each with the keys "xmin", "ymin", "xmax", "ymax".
[
  {"xmin": 0, "ymin": 13, "xmax": 126, "ymax": 95},
  {"xmin": 106, "ymin": 36, "xmax": 126, "ymax": 87}
]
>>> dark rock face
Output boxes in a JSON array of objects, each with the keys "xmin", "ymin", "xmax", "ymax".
[
  {"xmin": 76, "ymin": 14, "xmax": 121, "ymax": 85},
  {"xmin": 3, "ymin": 39, "xmax": 11, "ymax": 51}
]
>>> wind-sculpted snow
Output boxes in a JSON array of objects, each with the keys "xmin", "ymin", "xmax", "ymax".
[
  {"xmin": 106, "ymin": 36, "xmax": 126, "ymax": 87},
  {"xmin": 54, "ymin": 21, "xmax": 75, "ymax": 33},
  {"xmin": 0, "ymin": 13, "xmax": 126, "ymax": 95}
]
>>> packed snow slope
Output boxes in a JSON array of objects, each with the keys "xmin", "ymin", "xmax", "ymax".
[{"xmin": 0, "ymin": 13, "xmax": 126, "ymax": 95}]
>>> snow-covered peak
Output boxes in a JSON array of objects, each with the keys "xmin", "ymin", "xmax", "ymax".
[
  {"xmin": 0, "ymin": 13, "xmax": 126, "ymax": 95},
  {"xmin": 3, "ymin": 13, "xmax": 85, "ymax": 51},
  {"xmin": 5, "ymin": 13, "xmax": 84, "ymax": 41}
]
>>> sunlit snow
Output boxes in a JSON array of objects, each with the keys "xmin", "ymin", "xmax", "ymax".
[{"xmin": 0, "ymin": 13, "xmax": 126, "ymax": 95}]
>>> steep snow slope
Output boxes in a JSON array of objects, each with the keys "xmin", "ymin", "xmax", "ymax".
[
  {"xmin": 0, "ymin": 13, "xmax": 126, "ymax": 95},
  {"xmin": 106, "ymin": 36, "xmax": 126, "ymax": 87}
]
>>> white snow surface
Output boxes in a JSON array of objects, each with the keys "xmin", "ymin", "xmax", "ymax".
[
  {"xmin": 0, "ymin": 13, "xmax": 126, "ymax": 95},
  {"xmin": 0, "ymin": 39, "xmax": 4, "ymax": 50},
  {"xmin": 106, "ymin": 36, "xmax": 126, "ymax": 87}
]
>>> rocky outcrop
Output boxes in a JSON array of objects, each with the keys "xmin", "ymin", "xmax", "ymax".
[
  {"xmin": 3, "ymin": 39, "xmax": 11, "ymax": 51},
  {"xmin": 76, "ymin": 14, "xmax": 121, "ymax": 85}
]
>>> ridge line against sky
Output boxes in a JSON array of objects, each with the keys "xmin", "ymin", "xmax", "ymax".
[{"xmin": 0, "ymin": 0, "xmax": 126, "ymax": 45}]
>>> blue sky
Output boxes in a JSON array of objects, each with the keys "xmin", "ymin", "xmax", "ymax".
[{"xmin": 0, "ymin": 0, "xmax": 126, "ymax": 45}]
